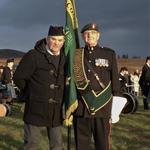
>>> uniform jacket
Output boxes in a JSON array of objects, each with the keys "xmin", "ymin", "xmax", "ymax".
[
  {"xmin": 74, "ymin": 45, "xmax": 120, "ymax": 118},
  {"xmin": 13, "ymin": 38, "xmax": 65, "ymax": 127},
  {"xmin": 139, "ymin": 63, "xmax": 150, "ymax": 97}
]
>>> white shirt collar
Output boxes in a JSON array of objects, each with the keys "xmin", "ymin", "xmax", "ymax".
[
  {"xmin": 46, "ymin": 45, "xmax": 60, "ymax": 56},
  {"xmin": 146, "ymin": 62, "xmax": 150, "ymax": 67}
]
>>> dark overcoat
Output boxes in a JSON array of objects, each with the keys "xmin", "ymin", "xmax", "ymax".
[
  {"xmin": 139, "ymin": 63, "xmax": 150, "ymax": 97},
  {"xmin": 13, "ymin": 39, "xmax": 65, "ymax": 127},
  {"xmin": 74, "ymin": 45, "xmax": 120, "ymax": 118}
]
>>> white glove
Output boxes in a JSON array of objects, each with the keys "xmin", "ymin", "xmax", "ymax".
[{"xmin": 111, "ymin": 96, "xmax": 127, "ymax": 124}]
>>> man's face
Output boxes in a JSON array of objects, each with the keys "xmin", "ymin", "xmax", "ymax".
[
  {"xmin": 82, "ymin": 30, "xmax": 100, "ymax": 47},
  {"xmin": 124, "ymin": 70, "xmax": 128, "ymax": 75},
  {"xmin": 8, "ymin": 62, "xmax": 14, "ymax": 69},
  {"xmin": 147, "ymin": 59, "xmax": 150, "ymax": 65},
  {"xmin": 46, "ymin": 36, "xmax": 65, "ymax": 55}
]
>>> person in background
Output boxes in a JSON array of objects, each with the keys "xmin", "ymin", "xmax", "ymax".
[
  {"xmin": 139, "ymin": 56, "xmax": 150, "ymax": 110},
  {"xmin": 1, "ymin": 58, "xmax": 16, "ymax": 101},
  {"xmin": 124, "ymin": 69, "xmax": 132, "ymax": 93},
  {"xmin": 0, "ymin": 65, "xmax": 4, "ymax": 100},
  {"xmin": 72, "ymin": 23, "xmax": 120, "ymax": 150},
  {"xmin": 13, "ymin": 25, "xmax": 65, "ymax": 150},
  {"xmin": 0, "ymin": 65, "xmax": 4, "ymax": 81},
  {"xmin": 130, "ymin": 70, "xmax": 140, "ymax": 96},
  {"xmin": 1, "ymin": 59, "xmax": 14, "ymax": 85},
  {"xmin": 119, "ymin": 67, "xmax": 129, "ymax": 93}
]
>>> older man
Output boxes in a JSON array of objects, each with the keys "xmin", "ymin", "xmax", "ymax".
[
  {"xmin": 13, "ymin": 26, "xmax": 65, "ymax": 150},
  {"xmin": 73, "ymin": 23, "xmax": 120, "ymax": 150}
]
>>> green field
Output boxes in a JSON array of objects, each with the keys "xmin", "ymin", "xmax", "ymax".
[{"xmin": 0, "ymin": 97, "xmax": 150, "ymax": 150}]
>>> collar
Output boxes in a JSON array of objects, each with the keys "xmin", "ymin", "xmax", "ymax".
[
  {"xmin": 85, "ymin": 44, "xmax": 100, "ymax": 51},
  {"xmin": 46, "ymin": 45, "xmax": 60, "ymax": 56},
  {"xmin": 120, "ymin": 72, "xmax": 124, "ymax": 76},
  {"xmin": 146, "ymin": 63, "xmax": 150, "ymax": 67}
]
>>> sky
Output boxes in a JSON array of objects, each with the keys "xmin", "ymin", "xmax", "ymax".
[{"xmin": 0, "ymin": 0, "xmax": 149, "ymax": 57}]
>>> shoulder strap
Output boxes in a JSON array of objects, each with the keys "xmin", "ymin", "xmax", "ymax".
[{"xmin": 73, "ymin": 48, "xmax": 89, "ymax": 90}]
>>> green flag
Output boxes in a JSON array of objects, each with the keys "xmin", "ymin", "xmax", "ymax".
[{"xmin": 64, "ymin": 0, "xmax": 79, "ymax": 119}]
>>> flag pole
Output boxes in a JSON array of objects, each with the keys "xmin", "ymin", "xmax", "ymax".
[
  {"xmin": 67, "ymin": 125, "xmax": 71, "ymax": 150},
  {"xmin": 65, "ymin": 0, "xmax": 80, "ymax": 149}
]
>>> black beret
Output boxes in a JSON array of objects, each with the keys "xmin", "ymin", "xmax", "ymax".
[
  {"xmin": 146, "ymin": 56, "xmax": 150, "ymax": 61},
  {"xmin": 48, "ymin": 26, "xmax": 65, "ymax": 36},
  {"xmin": 7, "ymin": 58, "xmax": 14, "ymax": 63},
  {"xmin": 81, "ymin": 23, "xmax": 99, "ymax": 33}
]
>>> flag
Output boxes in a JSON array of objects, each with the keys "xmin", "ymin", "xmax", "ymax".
[{"xmin": 64, "ymin": 0, "xmax": 79, "ymax": 120}]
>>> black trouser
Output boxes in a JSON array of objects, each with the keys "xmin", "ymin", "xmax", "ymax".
[
  {"xmin": 24, "ymin": 123, "xmax": 64, "ymax": 150},
  {"xmin": 143, "ymin": 98, "xmax": 149, "ymax": 110},
  {"xmin": 73, "ymin": 117, "xmax": 111, "ymax": 150}
]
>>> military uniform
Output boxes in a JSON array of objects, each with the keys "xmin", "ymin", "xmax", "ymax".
[{"xmin": 73, "ymin": 23, "xmax": 120, "ymax": 150}]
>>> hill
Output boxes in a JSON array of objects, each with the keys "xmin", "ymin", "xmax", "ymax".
[{"xmin": 0, "ymin": 49, "xmax": 25, "ymax": 58}]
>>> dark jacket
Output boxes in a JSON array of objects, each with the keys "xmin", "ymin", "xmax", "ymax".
[
  {"xmin": 1, "ymin": 67, "xmax": 12, "ymax": 84},
  {"xmin": 139, "ymin": 63, "xmax": 150, "ymax": 97},
  {"xmin": 119, "ymin": 73, "xmax": 128, "ymax": 93},
  {"xmin": 75, "ymin": 45, "xmax": 120, "ymax": 118},
  {"xmin": 13, "ymin": 39, "xmax": 65, "ymax": 127}
]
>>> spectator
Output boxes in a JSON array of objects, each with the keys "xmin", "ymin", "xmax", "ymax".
[
  {"xmin": 1, "ymin": 59, "xmax": 16, "ymax": 101},
  {"xmin": 119, "ymin": 67, "xmax": 128, "ymax": 93},
  {"xmin": 131, "ymin": 70, "xmax": 140, "ymax": 96},
  {"xmin": 139, "ymin": 56, "xmax": 150, "ymax": 110},
  {"xmin": 0, "ymin": 65, "xmax": 4, "ymax": 81}
]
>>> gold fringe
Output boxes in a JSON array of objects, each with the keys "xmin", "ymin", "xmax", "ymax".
[{"xmin": 66, "ymin": 100, "xmax": 78, "ymax": 119}]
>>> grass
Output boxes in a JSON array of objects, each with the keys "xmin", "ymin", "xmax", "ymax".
[{"xmin": 0, "ymin": 97, "xmax": 150, "ymax": 150}]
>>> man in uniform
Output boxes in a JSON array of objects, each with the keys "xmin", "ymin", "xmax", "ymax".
[
  {"xmin": 73, "ymin": 23, "xmax": 120, "ymax": 150},
  {"xmin": 13, "ymin": 26, "xmax": 65, "ymax": 150}
]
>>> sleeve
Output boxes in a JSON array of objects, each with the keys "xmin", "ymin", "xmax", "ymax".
[{"xmin": 13, "ymin": 50, "xmax": 37, "ymax": 90}]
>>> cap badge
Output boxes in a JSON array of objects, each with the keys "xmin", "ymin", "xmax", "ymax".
[{"xmin": 92, "ymin": 24, "xmax": 96, "ymax": 29}]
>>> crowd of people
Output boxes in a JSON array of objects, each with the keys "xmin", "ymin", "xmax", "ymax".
[
  {"xmin": 118, "ymin": 63, "xmax": 150, "ymax": 111},
  {"xmin": 119, "ymin": 67, "xmax": 141, "ymax": 96},
  {"xmin": 0, "ymin": 23, "xmax": 149, "ymax": 150}
]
